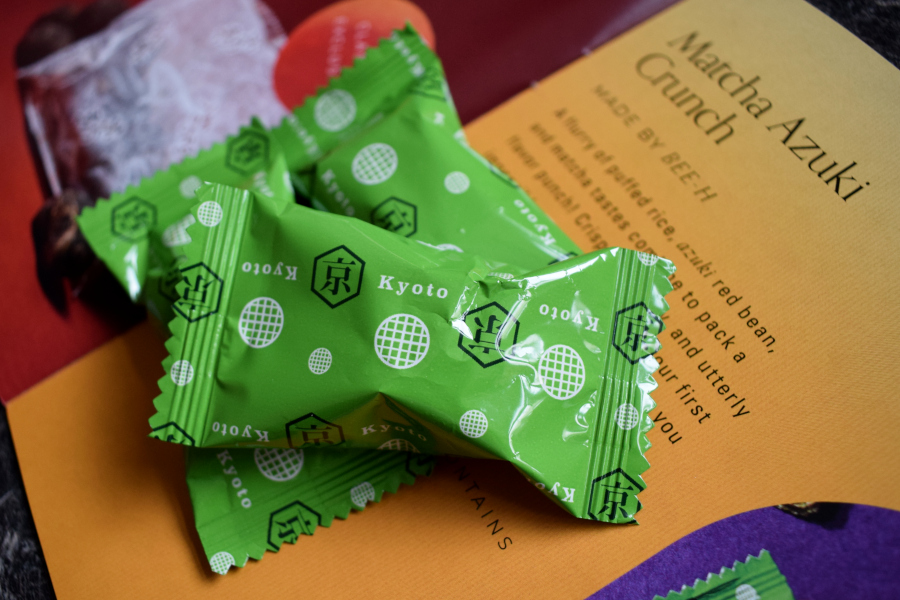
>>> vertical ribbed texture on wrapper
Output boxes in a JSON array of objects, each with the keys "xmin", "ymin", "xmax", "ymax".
[
  {"xmin": 579, "ymin": 249, "xmax": 672, "ymax": 523},
  {"xmin": 149, "ymin": 184, "xmax": 252, "ymax": 446}
]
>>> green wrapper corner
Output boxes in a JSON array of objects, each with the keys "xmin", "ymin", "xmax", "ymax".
[
  {"xmin": 270, "ymin": 23, "xmax": 458, "ymax": 176},
  {"xmin": 651, "ymin": 550, "xmax": 795, "ymax": 600},
  {"xmin": 188, "ymin": 447, "xmax": 435, "ymax": 575},
  {"xmin": 77, "ymin": 118, "xmax": 293, "ymax": 312}
]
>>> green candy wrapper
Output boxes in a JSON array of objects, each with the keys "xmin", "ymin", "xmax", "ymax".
[
  {"xmin": 187, "ymin": 446, "xmax": 434, "ymax": 575},
  {"xmin": 652, "ymin": 551, "xmax": 795, "ymax": 600},
  {"xmin": 308, "ymin": 94, "xmax": 580, "ymax": 265},
  {"xmin": 271, "ymin": 24, "xmax": 579, "ymax": 266},
  {"xmin": 269, "ymin": 26, "xmax": 462, "ymax": 186},
  {"xmin": 151, "ymin": 184, "xmax": 674, "ymax": 522},
  {"xmin": 76, "ymin": 120, "xmax": 295, "ymax": 325}
]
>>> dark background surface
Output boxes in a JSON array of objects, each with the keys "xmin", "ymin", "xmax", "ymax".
[{"xmin": 2, "ymin": 0, "xmax": 900, "ymax": 598}]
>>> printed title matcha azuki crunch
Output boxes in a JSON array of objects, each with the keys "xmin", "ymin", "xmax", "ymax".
[
  {"xmin": 634, "ymin": 31, "xmax": 871, "ymax": 201},
  {"xmin": 149, "ymin": 184, "xmax": 674, "ymax": 522}
]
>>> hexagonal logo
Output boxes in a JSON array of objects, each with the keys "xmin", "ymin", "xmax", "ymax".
[
  {"xmin": 267, "ymin": 501, "xmax": 322, "ymax": 550},
  {"xmin": 285, "ymin": 413, "xmax": 345, "ymax": 449},
  {"xmin": 225, "ymin": 129, "xmax": 270, "ymax": 175},
  {"xmin": 311, "ymin": 245, "xmax": 365, "ymax": 309},
  {"xmin": 612, "ymin": 301, "xmax": 663, "ymax": 364},
  {"xmin": 371, "ymin": 197, "xmax": 417, "ymax": 238},
  {"xmin": 456, "ymin": 301, "xmax": 520, "ymax": 368},
  {"xmin": 172, "ymin": 263, "xmax": 223, "ymax": 322},
  {"xmin": 158, "ymin": 261, "xmax": 185, "ymax": 303},
  {"xmin": 149, "ymin": 422, "xmax": 195, "ymax": 446},
  {"xmin": 111, "ymin": 197, "xmax": 156, "ymax": 241},
  {"xmin": 587, "ymin": 468, "xmax": 644, "ymax": 523}
]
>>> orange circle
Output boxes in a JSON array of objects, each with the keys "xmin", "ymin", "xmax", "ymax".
[{"xmin": 274, "ymin": 0, "xmax": 435, "ymax": 110}]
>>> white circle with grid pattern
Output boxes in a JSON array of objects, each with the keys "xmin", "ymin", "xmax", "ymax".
[
  {"xmin": 179, "ymin": 175, "xmax": 202, "ymax": 199},
  {"xmin": 170, "ymin": 360, "xmax": 194, "ymax": 386},
  {"xmin": 308, "ymin": 348, "xmax": 332, "ymax": 374},
  {"xmin": 351, "ymin": 143, "xmax": 398, "ymax": 185},
  {"xmin": 162, "ymin": 214, "xmax": 195, "ymax": 247},
  {"xmin": 615, "ymin": 404, "xmax": 640, "ymax": 430},
  {"xmin": 314, "ymin": 89, "xmax": 357, "ymax": 132},
  {"xmin": 209, "ymin": 551, "xmax": 235, "ymax": 575},
  {"xmin": 379, "ymin": 439, "xmax": 419, "ymax": 453},
  {"xmin": 459, "ymin": 410, "xmax": 489, "ymax": 438},
  {"xmin": 444, "ymin": 171, "xmax": 470, "ymax": 194},
  {"xmin": 238, "ymin": 297, "xmax": 284, "ymax": 348},
  {"xmin": 538, "ymin": 345, "xmax": 586, "ymax": 400},
  {"xmin": 197, "ymin": 201, "xmax": 223, "ymax": 227},
  {"xmin": 374, "ymin": 314, "xmax": 429, "ymax": 369},
  {"xmin": 637, "ymin": 252, "xmax": 659, "ymax": 266},
  {"xmin": 254, "ymin": 448, "xmax": 304, "ymax": 481},
  {"xmin": 350, "ymin": 481, "xmax": 375, "ymax": 507},
  {"xmin": 735, "ymin": 584, "xmax": 760, "ymax": 600}
]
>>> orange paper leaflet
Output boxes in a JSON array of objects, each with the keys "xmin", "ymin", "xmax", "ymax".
[{"xmin": 9, "ymin": 0, "xmax": 900, "ymax": 597}]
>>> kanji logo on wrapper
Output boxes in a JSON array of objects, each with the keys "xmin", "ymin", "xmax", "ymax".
[
  {"xmin": 285, "ymin": 413, "xmax": 345, "ymax": 449},
  {"xmin": 172, "ymin": 263, "xmax": 223, "ymax": 322},
  {"xmin": 311, "ymin": 245, "xmax": 365, "ymax": 308},
  {"xmin": 267, "ymin": 501, "xmax": 322, "ymax": 550},
  {"xmin": 456, "ymin": 302, "xmax": 519, "ymax": 368},
  {"xmin": 225, "ymin": 129, "xmax": 269, "ymax": 175},
  {"xmin": 158, "ymin": 262, "xmax": 186, "ymax": 303},
  {"xmin": 371, "ymin": 197, "xmax": 417, "ymax": 237},
  {"xmin": 612, "ymin": 302, "xmax": 663, "ymax": 364},
  {"xmin": 111, "ymin": 197, "xmax": 156, "ymax": 241},
  {"xmin": 587, "ymin": 468, "xmax": 644, "ymax": 523}
]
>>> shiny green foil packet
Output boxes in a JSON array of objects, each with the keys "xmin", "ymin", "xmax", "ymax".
[
  {"xmin": 308, "ymin": 94, "xmax": 580, "ymax": 265},
  {"xmin": 187, "ymin": 446, "xmax": 434, "ymax": 575},
  {"xmin": 150, "ymin": 184, "xmax": 674, "ymax": 522},
  {"xmin": 270, "ymin": 24, "xmax": 578, "ymax": 265},
  {"xmin": 652, "ymin": 551, "xmax": 795, "ymax": 600},
  {"xmin": 269, "ymin": 25, "xmax": 462, "ymax": 188},
  {"xmin": 76, "ymin": 120, "xmax": 294, "ymax": 325}
]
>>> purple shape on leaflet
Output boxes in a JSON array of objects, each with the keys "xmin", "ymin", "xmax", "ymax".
[{"xmin": 588, "ymin": 504, "xmax": 900, "ymax": 600}]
